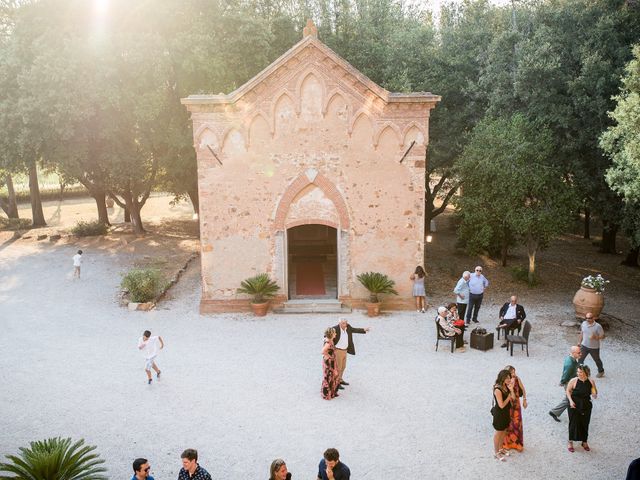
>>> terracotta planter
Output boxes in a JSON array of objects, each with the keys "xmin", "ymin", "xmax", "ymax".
[
  {"xmin": 251, "ymin": 301, "xmax": 270, "ymax": 316},
  {"xmin": 366, "ymin": 302, "xmax": 380, "ymax": 317},
  {"xmin": 572, "ymin": 286, "xmax": 604, "ymax": 319}
]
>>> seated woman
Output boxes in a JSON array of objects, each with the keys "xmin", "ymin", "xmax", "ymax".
[
  {"xmin": 447, "ymin": 302, "xmax": 467, "ymax": 344},
  {"xmin": 437, "ymin": 306, "xmax": 465, "ymax": 351}
]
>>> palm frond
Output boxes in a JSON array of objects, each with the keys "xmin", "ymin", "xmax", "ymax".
[
  {"xmin": 237, "ymin": 273, "xmax": 280, "ymax": 303},
  {"xmin": 356, "ymin": 272, "xmax": 398, "ymax": 303},
  {"xmin": 0, "ymin": 437, "xmax": 107, "ymax": 480}
]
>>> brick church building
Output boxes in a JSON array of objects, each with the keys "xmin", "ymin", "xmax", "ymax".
[{"xmin": 182, "ymin": 20, "xmax": 440, "ymax": 313}]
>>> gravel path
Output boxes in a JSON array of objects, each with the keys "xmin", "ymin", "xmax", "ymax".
[{"xmin": 1, "ymin": 240, "xmax": 639, "ymax": 479}]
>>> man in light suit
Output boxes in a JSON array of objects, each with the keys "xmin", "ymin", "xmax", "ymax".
[{"xmin": 332, "ymin": 318, "xmax": 370, "ymax": 389}]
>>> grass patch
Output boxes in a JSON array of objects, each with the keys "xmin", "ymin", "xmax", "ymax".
[
  {"xmin": 71, "ymin": 220, "xmax": 109, "ymax": 237},
  {"xmin": 509, "ymin": 265, "xmax": 540, "ymax": 287},
  {"xmin": 0, "ymin": 217, "xmax": 32, "ymax": 231},
  {"xmin": 121, "ymin": 268, "xmax": 167, "ymax": 303}
]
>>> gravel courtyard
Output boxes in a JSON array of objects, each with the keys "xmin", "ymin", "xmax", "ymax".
[{"xmin": 1, "ymin": 239, "xmax": 639, "ymax": 479}]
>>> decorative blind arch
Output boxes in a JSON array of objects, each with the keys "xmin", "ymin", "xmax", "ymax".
[{"xmin": 274, "ymin": 170, "xmax": 350, "ymax": 231}]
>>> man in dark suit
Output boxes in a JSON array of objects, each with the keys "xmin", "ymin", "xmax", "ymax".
[
  {"xmin": 497, "ymin": 295, "xmax": 527, "ymax": 348},
  {"xmin": 333, "ymin": 318, "xmax": 370, "ymax": 389}
]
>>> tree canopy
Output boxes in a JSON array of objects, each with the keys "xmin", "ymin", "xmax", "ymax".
[{"xmin": 1, "ymin": 0, "xmax": 639, "ymax": 270}]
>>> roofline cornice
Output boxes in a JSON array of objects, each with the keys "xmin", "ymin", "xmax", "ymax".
[{"xmin": 181, "ymin": 36, "xmax": 440, "ymax": 108}]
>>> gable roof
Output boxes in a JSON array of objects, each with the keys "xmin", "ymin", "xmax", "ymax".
[{"xmin": 182, "ymin": 21, "xmax": 440, "ymax": 107}]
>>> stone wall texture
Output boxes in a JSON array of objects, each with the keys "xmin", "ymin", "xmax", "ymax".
[{"xmin": 183, "ymin": 28, "xmax": 440, "ymax": 313}]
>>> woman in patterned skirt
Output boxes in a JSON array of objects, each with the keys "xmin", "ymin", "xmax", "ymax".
[
  {"xmin": 321, "ymin": 327, "xmax": 339, "ymax": 400},
  {"xmin": 503, "ymin": 365, "xmax": 528, "ymax": 452}
]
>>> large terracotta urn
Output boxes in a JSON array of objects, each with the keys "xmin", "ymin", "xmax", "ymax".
[{"xmin": 572, "ymin": 286, "xmax": 604, "ymax": 319}]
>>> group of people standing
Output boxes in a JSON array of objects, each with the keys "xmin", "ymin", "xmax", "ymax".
[
  {"xmin": 453, "ymin": 266, "xmax": 489, "ymax": 324},
  {"xmin": 491, "ymin": 365, "xmax": 528, "ymax": 461},
  {"xmin": 321, "ymin": 318, "xmax": 369, "ymax": 400},
  {"xmin": 548, "ymin": 342, "xmax": 600, "ymax": 453},
  {"xmin": 491, "ymin": 322, "xmax": 604, "ymax": 461},
  {"xmin": 413, "ymin": 265, "xmax": 490, "ymax": 324}
]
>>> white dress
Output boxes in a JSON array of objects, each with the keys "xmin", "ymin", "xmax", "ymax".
[{"xmin": 412, "ymin": 276, "xmax": 426, "ymax": 296}]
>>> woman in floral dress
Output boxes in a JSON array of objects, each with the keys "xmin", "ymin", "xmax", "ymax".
[
  {"xmin": 503, "ymin": 365, "xmax": 528, "ymax": 451},
  {"xmin": 321, "ymin": 327, "xmax": 339, "ymax": 400}
]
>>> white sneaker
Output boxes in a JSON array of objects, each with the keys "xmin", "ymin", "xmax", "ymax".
[{"xmin": 417, "ymin": 309, "xmax": 421, "ymax": 312}]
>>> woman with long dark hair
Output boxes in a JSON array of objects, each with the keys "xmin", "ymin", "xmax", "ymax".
[
  {"xmin": 410, "ymin": 265, "xmax": 426, "ymax": 313},
  {"xmin": 492, "ymin": 369, "xmax": 515, "ymax": 461},
  {"xmin": 567, "ymin": 364, "xmax": 598, "ymax": 452}
]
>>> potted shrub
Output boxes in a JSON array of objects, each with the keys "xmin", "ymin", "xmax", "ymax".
[
  {"xmin": 572, "ymin": 274, "xmax": 609, "ymax": 319},
  {"xmin": 237, "ymin": 273, "xmax": 280, "ymax": 316},
  {"xmin": 356, "ymin": 271, "xmax": 398, "ymax": 317},
  {"xmin": 0, "ymin": 437, "xmax": 107, "ymax": 480}
]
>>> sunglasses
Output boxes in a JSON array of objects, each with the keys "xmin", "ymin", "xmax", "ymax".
[{"xmin": 144, "ymin": 468, "xmax": 151, "ymax": 472}]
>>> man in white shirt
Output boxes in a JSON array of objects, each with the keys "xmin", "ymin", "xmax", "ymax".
[
  {"xmin": 72, "ymin": 250, "xmax": 83, "ymax": 279},
  {"xmin": 465, "ymin": 265, "xmax": 489, "ymax": 324},
  {"xmin": 137, "ymin": 330, "xmax": 164, "ymax": 385},
  {"xmin": 332, "ymin": 318, "xmax": 370, "ymax": 389}
]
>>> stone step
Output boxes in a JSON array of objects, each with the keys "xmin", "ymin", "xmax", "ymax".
[{"xmin": 273, "ymin": 301, "xmax": 352, "ymax": 314}]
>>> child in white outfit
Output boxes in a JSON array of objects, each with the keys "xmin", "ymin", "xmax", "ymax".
[
  {"xmin": 73, "ymin": 250, "xmax": 83, "ymax": 278},
  {"xmin": 138, "ymin": 330, "xmax": 164, "ymax": 384}
]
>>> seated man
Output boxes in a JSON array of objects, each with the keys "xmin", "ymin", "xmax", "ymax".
[{"xmin": 497, "ymin": 295, "xmax": 527, "ymax": 348}]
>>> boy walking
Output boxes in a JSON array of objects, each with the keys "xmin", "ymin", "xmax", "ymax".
[
  {"xmin": 73, "ymin": 250, "xmax": 83, "ymax": 279},
  {"xmin": 137, "ymin": 330, "xmax": 164, "ymax": 384}
]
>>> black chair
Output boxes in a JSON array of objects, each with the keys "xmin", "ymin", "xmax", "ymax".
[
  {"xmin": 496, "ymin": 320, "xmax": 523, "ymax": 340},
  {"xmin": 435, "ymin": 318, "xmax": 455, "ymax": 353},
  {"xmin": 505, "ymin": 320, "xmax": 531, "ymax": 357}
]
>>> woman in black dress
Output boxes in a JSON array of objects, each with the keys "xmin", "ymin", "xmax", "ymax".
[
  {"xmin": 566, "ymin": 364, "xmax": 598, "ymax": 452},
  {"xmin": 492, "ymin": 369, "xmax": 515, "ymax": 461}
]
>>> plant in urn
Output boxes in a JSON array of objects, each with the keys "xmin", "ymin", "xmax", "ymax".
[{"xmin": 573, "ymin": 274, "xmax": 609, "ymax": 319}]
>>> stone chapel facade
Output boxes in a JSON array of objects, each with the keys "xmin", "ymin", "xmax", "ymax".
[{"xmin": 182, "ymin": 21, "xmax": 440, "ymax": 313}]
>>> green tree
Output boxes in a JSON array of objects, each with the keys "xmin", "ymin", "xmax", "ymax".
[
  {"xmin": 601, "ymin": 44, "xmax": 640, "ymax": 266},
  {"xmin": 456, "ymin": 114, "xmax": 576, "ymax": 283},
  {"xmin": 0, "ymin": 1, "xmax": 46, "ymax": 226},
  {"xmin": 423, "ymin": 0, "xmax": 500, "ymax": 233}
]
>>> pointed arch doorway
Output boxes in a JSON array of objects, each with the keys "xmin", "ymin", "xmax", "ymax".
[{"xmin": 286, "ymin": 224, "xmax": 338, "ymax": 299}]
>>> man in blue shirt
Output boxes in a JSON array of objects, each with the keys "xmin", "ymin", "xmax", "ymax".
[
  {"xmin": 132, "ymin": 458, "xmax": 154, "ymax": 480},
  {"xmin": 317, "ymin": 448, "xmax": 350, "ymax": 480},
  {"xmin": 465, "ymin": 266, "xmax": 489, "ymax": 324}
]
